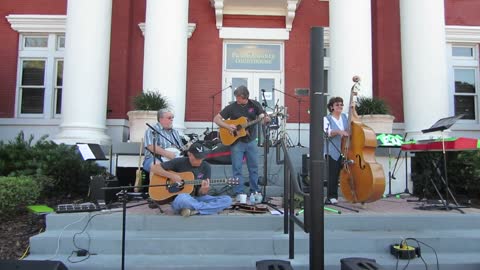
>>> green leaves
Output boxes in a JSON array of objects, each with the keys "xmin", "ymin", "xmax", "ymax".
[
  {"xmin": 355, "ymin": 96, "xmax": 390, "ymax": 115},
  {"xmin": 132, "ymin": 90, "xmax": 169, "ymax": 111}
]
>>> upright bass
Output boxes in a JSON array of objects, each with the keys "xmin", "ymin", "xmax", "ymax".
[{"xmin": 339, "ymin": 76, "xmax": 385, "ymax": 203}]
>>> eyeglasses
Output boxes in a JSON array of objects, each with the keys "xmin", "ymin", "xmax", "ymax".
[
  {"xmin": 163, "ymin": 116, "xmax": 174, "ymax": 120},
  {"xmin": 334, "ymin": 104, "xmax": 344, "ymax": 107}
]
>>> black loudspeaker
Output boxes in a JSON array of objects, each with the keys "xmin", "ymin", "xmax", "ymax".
[
  {"xmin": 302, "ymin": 153, "xmax": 309, "ymax": 176},
  {"xmin": 0, "ymin": 260, "xmax": 68, "ymax": 270},
  {"xmin": 205, "ymin": 143, "xmax": 231, "ymax": 165},
  {"xmin": 340, "ymin": 257, "xmax": 383, "ymax": 270},
  {"xmin": 89, "ymin": 174, "xmax": 119, "ymax": 204},
  {"xmin": 256, "ymin": 260, "xmax": 293, "ymax": 270}
]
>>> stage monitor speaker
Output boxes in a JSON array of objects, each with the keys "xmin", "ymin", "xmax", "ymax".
[
  {"xmin": 0, "ymin": 260, "xmax": 68, "ymax": 270},
  {"xmin": 340, "ymin": 257, "xmax": 383, "ymax": 270},
  {"xmin": 256, "ymin": 260, "xmax": 293, "ymax": 270},
  {"xmin": 302, "ymin": 154, "xmax": 309, "ymax": 176},
  {"xmin": 89, "ymin": 174, "xmax": 119, "ymax": 204}
]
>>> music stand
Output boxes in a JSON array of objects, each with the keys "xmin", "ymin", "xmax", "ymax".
[{"xmin": 419, "ymin": 114, "xmax": 465, "ymax": 213}]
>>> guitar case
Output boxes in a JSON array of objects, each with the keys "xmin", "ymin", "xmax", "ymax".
[{"xmin": 205, "ymin": 143, "xmax": 231, "ymax": 165}]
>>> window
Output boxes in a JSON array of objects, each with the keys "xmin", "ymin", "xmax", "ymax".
[
  {"xmin": 16, "ymin": 33, "xmax": 64, "ymax": 117},
  {"xmin": 450, "ymin": 45, "xmax": 479, "ymax": 121}
]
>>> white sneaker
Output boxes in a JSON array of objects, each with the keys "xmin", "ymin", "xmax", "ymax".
[{"xmin": 325, "ymin": 198, "xmax": 338, "ymax": 204}]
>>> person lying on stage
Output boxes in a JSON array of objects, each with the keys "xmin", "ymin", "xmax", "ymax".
[
  {"xmin": 149, "ymin": 142, "xmax": 232, "ymax": 217},
  {"xmin": 142, "ymin": 109, "xmax": 185, "ymax": 173}
]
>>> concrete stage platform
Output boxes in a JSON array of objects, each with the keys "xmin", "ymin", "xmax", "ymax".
[{"xmin": 25, "ymin": 196, "xmax": 480, "ymax": 270}]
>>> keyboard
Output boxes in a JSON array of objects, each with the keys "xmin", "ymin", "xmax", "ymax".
[{"xmin": 56, "ymin": 203, "xmax": 103, "ymax": 213}]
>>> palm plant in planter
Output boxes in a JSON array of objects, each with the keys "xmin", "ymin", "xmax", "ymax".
[
  {"xmin": 355, "ymin": 96, "xmax": 395, "ymax": 134},
  {"xmin": 127, "ymin": 90, "xmax": 169, "ymax": 142}
]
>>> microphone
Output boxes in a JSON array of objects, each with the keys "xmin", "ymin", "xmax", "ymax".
[
  {"xmin": 261, "ymin": 89, "xmax": 265, "ymax": 92},
  {"xmin": 352, "ymin": 75, "xmax": 361, "ymax": 83},
  {"xmin": 146, "ymin": 123, "xmax": 160, "ymax": 134}
]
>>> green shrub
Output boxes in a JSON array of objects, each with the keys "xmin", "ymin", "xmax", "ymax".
[
  {"xmin": 412, "ymin": 151, "xmax": 480, "ymax": 202},
  {"xmin": 132, "ymin": 90, "xmax": 169, "ymax": 111},
  {"xmin": 0, "ymin": 176, "xmax": 42, "ymax": 216},
  {"xmin": 0, "ymin": 132, "xmax": 103, "ymax": 197},
  {"xmin": 355, "ymin": 96, "xmax": 390, "ymax": 115}
]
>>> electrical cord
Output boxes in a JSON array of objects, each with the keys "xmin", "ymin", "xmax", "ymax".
[
  {"xmin": 67, "ymin": 212, "xmax": 109, "ymax": 263},
  {"xmin": 394, "ymin": 238, "xmax": 440, "ymax": 270}
]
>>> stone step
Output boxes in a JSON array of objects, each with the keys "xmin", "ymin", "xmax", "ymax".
[
  {"xmin": 25, "ymin": 252, "xmax": 480, "ymax": 270},
  {"xmin": 43, "ymin": 213, "xmax": 480, "ymax": 232},
  {"xmin": 29, "ymin": 228, "xmax": 480, "ymax": 255}
]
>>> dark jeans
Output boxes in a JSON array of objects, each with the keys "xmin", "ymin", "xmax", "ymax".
[{"xmin": 327, "ymin": 155, "xmax": 342, "ymax": 199}]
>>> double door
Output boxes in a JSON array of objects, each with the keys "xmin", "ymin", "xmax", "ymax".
[{"xmin": 223, "ymin": 73, "xmax": 282, "ymax": 113}]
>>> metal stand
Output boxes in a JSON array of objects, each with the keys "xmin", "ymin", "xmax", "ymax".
[
  {"xmin": 272, "ymin": 87, "xmax": 304, "ymax": 147},
  {"xmin": 414, "ymin": 115, "xmax": 468, "ymax": 213},
  {"xmin": 102, "ymin": 183, "xmax": 168, "ymax": 270},
  {"xmin": 210, "ymin": 85, "xmax": 232, "ymax": 131}
]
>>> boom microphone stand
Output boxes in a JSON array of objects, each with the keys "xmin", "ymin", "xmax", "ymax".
[
  {"xmin": 272, "ymin": 88, "xmax": 304, "ymax": 147},
  {"xmin": 210, "ymin": 85, "xmax": 232, "ymax": 131}
]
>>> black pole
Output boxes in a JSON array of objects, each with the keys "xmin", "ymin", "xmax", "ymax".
[
  {"xmin": 297, "ymin": 98, "xmax": 303, "ymax": 147},
  {"xmin": 121, "ymin": 189, "xmax": 127, "ymax": 270},
  {"xmin": 309, "ymin": 27, "xmax": 325, "ymax": 270}
]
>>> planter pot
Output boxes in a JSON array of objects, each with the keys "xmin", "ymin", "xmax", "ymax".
[
  {"xmin": 127, "ymin": 110, "xmax": 158, "ymax": 142},
  {"xmin": 359, "ymin": 114, "xmax": 395, "ymax": 134}
]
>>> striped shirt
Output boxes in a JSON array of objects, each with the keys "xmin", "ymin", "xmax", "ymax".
[{"xmin": 143, "ymin": 122, "xmax": 184, "ymax": 162}]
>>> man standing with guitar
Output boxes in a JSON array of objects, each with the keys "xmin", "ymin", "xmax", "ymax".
[
  {"xmin": 214, "ymin": 85, "xmax": 270, "ymax": 198},
  {"xmin": 149, "ymin": 142, "xmax": 232, "ymax": 216},
  {"xmin": 142, "ymin": 109, "xmax": 185, "ymax": 173}
]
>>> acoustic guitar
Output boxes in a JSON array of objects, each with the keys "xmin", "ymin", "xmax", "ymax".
[
  {"xmin": 149, "ymin": 171, "xmax": 238, "ymax": 202},
  {"xmin": 219, "ymin": 115, "xmax": 265, "ymax": 146}
]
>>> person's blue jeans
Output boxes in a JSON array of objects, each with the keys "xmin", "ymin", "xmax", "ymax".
[
  {"xmin": 171, "ymin": 194, "xmax": 232, "ymax": 215},
  {"xmin": 230, "ymin": 140, "xmax": 259, "ymax": 194}
]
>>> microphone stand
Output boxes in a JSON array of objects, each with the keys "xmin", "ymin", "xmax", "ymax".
[
  {"xmin": 102, "ymin": 183, "xmax": 169, "ymax": 270},
  {"xmin": 210, "ymin": 85, "xmax": 232, "ymax": 131},
  {"xmin": 272, "ymin": 88, "xmax": 304, "ymax": 147}
]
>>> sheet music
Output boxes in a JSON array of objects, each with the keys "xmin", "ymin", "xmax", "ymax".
[{"xmin": 77, "ymin": 144, "xmax": 96, "ymax": 160}]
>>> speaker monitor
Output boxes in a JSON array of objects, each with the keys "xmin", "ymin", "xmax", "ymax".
[
  {"xmin": 89, "ymin": 174, "xmax": 119, "ymax": 204},
  {"xmin": 0, "ymin": 260, "xmax": 68, "ymax": 270}
]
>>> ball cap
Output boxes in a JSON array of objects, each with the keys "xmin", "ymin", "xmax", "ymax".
[{"xmin": 188, "ymin": 142, "xmax": 209, "ymax": 159}]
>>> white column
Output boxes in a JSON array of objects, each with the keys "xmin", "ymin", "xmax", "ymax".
[
  {"xmin": 329, "ymin": 0, "xmax": 373, "ymax": 99},
  {"xmin": 400, "ymin": 0, "xmax": 449, "ymax": 139},
  {"xmin": 143, "ymin": 0, "xmax": 189, "ymax": 130},
  {"xmin": 55, "ymin": 0, "xmax": 112, "ymax": 145}
]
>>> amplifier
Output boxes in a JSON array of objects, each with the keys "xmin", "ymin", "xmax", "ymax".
[{"xmin": 89, "ymin": 174, "xmax": 119, "ymax": 204}]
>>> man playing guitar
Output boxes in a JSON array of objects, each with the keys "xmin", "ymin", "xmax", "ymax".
[
  {"xmin": 213, "ymin": 85, "xmax": 270, "ymax": 198},
  {"xmin": 149, "ymin": 142, "xmax": 232, "ymax": 216}
]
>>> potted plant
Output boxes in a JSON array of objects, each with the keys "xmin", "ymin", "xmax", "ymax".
[
  {"xmin": 127, "ymin": 90, "xmax": 169, "ymax": 142},
  {"xmin": 355, "ymin": 96, "xmax": 395, "ymax": 134}
]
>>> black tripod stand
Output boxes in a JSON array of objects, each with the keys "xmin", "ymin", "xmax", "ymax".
[
  {"xmin": 273, "ymin": 88, "xmax": 305, "ymax": 147},
  {"xmin": 102, "ymin": 183, "xmax": 167, "ymax": 270},
  {"xmin": 415, "ymin": 114, "xmax": 467, "ymax": 213}
]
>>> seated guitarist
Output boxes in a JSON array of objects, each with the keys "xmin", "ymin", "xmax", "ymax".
[
  {"xmin": 150, "ymin": 142, "xmax": 232, "ymax": 217},
  {"xmin": 213, "ymin": 85, "xmax": 270, "ymax": 198},
  {"xmin": 142, "ymin": 109, "xmax": 185, "ymax": 173}
]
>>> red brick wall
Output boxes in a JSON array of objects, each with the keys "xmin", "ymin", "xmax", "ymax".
[
  {"xmin": 0, "ymin": 0, "xmax": 67, "ymax": 118},
  {"xmin": 371, "ymin": 0, "xmax": 404, "ymax": 122},
  {"xmin": 108, "ymin": 0, "xmax": 145, "ymax": 119},
  {"xmin": 445, "ymin": 0, "xmax": 480, "ymax": 25},
  {"xmin": 186, "ymin": 0, "xmax": 223, "ymax": 122},
  {"xmin": 285, "ymin": 0, "xmax": 329, "ymax": 123}
]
